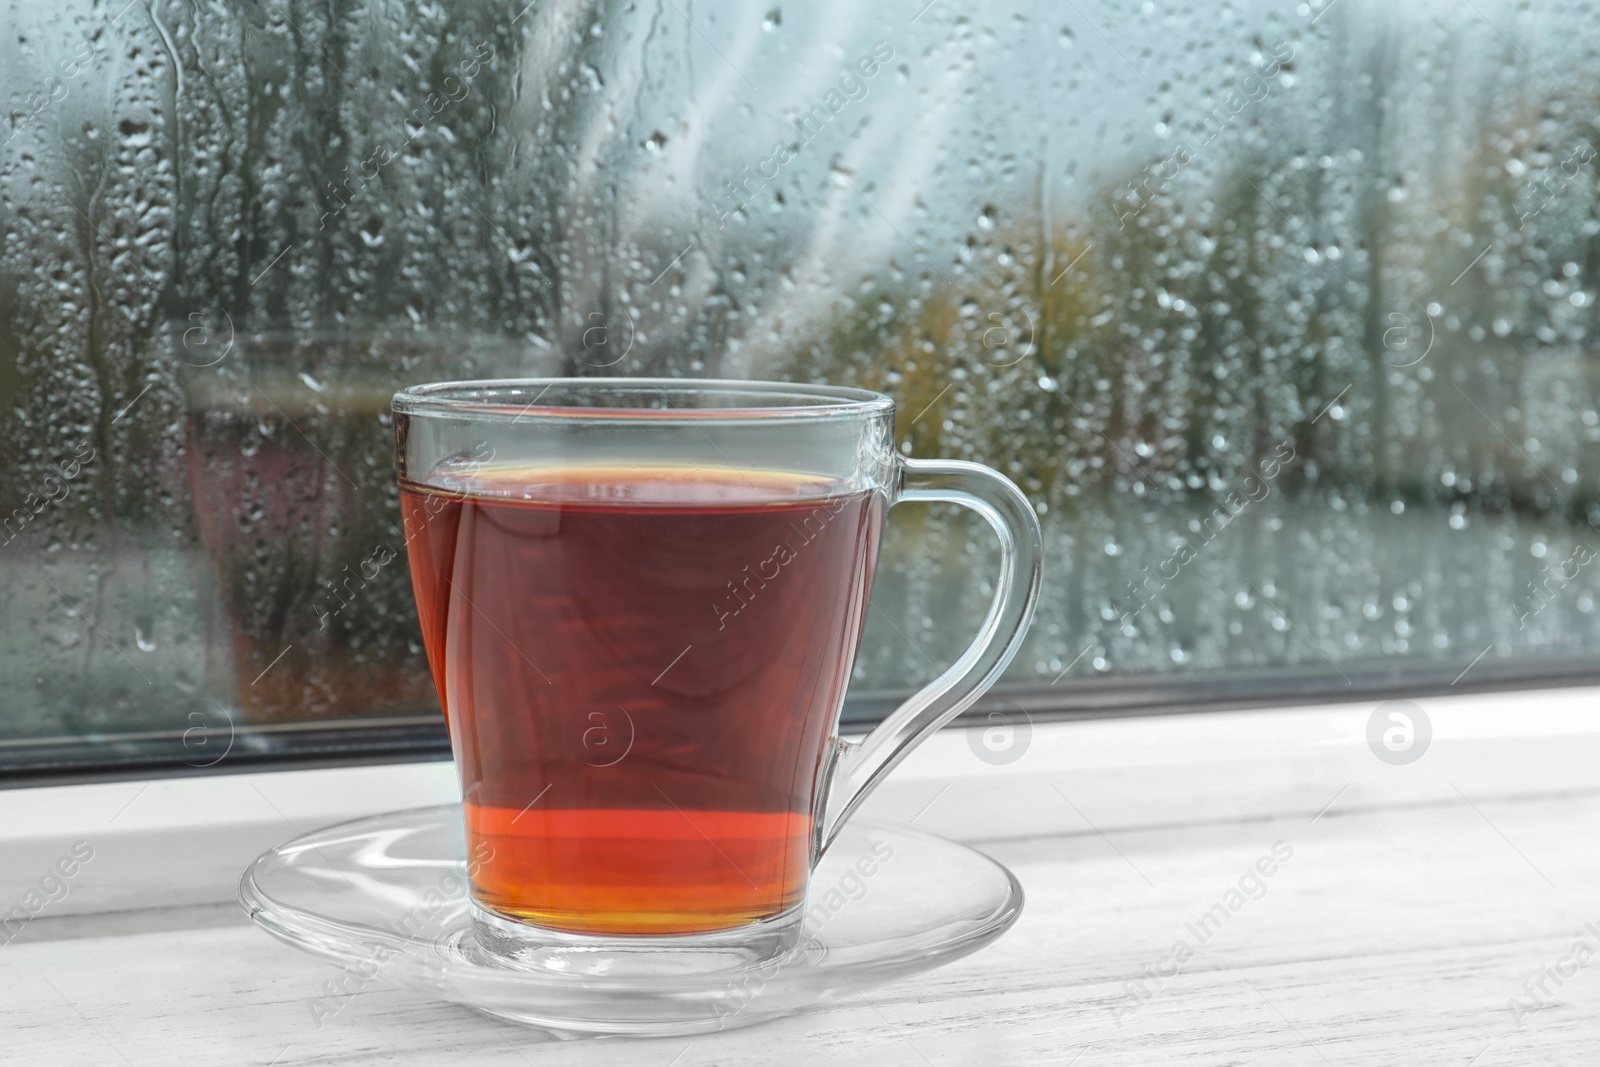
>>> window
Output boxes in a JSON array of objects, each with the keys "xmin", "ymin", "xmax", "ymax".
[{"xmin": 3, "ymin": 0, "xmax": 1595, "ymax": 777}]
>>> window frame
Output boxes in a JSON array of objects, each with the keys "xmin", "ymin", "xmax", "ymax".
[
  {"xmin": 7, "ymin": 683, "xmax": 1600, "ymax": 923},
  {"xmin": 6, "ymin": 658, "xmax": 1599, "ymax": 786}
]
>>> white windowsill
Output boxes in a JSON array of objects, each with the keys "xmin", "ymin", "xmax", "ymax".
[{"xmin": 7, "ymin": 683, "xmax": 1600, "ymax": 1065}]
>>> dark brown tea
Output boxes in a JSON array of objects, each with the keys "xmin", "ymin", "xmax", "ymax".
[{"xmin": 400, "ymin": 464, "xmax": 883, "ymax": 935}]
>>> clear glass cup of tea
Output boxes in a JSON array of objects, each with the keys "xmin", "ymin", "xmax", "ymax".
[{"xmin": 393, "ymin": 379, "xmax": 1042, "ymax": 970}]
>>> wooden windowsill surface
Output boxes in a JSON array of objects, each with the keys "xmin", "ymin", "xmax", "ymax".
[{"xmin": 4, "ymin": 686, "xmax": 1599, "ymax": 1064}]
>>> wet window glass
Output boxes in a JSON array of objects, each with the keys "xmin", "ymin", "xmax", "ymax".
[{"xmin": 3, "ymin": 0, "xmax": 1596, "ymax": 775}]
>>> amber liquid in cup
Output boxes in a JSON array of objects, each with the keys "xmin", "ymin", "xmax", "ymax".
[{"xmin": 400, "ymin": 464, "xmax": 883, "ymax": 936}]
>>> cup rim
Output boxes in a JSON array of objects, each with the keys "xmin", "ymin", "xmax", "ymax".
[{"xmin": 392, "ymin": 377, "xmax": 896, "ymax": 422}]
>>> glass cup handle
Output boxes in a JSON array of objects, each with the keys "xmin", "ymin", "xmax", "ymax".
[{"xmin": 817, "ymin": 457, "xmax": 1045, "ymax": 852}]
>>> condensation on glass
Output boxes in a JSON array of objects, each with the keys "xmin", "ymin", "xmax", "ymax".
[{"xmin": 1, "ymin": 0, "xmax": 1596, "ymax": 759}]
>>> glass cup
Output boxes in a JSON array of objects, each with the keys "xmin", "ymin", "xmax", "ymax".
[{"xmin": 392, "ymin": 379, "xmax": 1042, "ymax": 970}]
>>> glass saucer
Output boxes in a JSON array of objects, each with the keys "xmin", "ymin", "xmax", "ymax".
[{"xmin": 239, "ymin": 804, "xmax": 1023, "ymax": 1036}]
